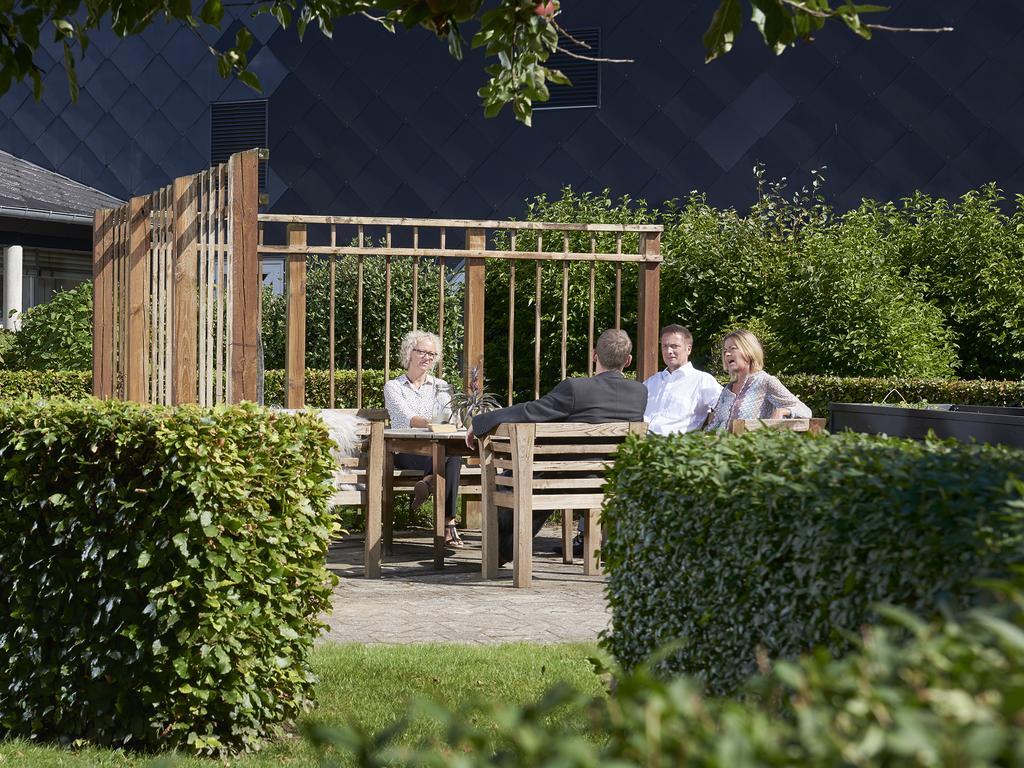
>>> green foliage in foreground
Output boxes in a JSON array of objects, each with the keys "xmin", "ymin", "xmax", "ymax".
[
  {"xmin": 602, "ymin": 429, "xmax": 1024, "ymax": 695},
  {"xmin": 0, "ymin": 399, "xmax": 336, "ymax": 753},
  {"xmin": 2, "ymin": 281, "xmax": 92, "ymax": 370},
  {"xmin": 307, "ymin": 584, "xmax": 1024, "ymax": 767},
  {"xmin": 0, "ymin": 643, "xmax": 604, "ymax": 766}
]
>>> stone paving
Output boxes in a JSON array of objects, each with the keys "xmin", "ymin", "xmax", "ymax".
[{"xmin": 321, "ymin": 526, "xmax": 610, "ymax": 645}]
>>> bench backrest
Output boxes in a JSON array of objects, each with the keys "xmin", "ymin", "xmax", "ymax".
[
  {"xmin": 322, "ymin": 408, "xmax": 386, "ymax": 505},
  {"xmin": 480, "ymin": 421, "xmax": 647, "ymax": 512}
]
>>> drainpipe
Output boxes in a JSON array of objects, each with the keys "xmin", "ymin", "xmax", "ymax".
[{"xmin": 3, "ymin": 245, "xmax": 23, "ymax": 331}]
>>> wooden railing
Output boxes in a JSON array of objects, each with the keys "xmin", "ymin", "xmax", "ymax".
[
  {"xmin": 93, "ymin": 150, "xmax": 663, "ymax": 408},
  {"xmin": 257, "ymin": 215, "xmax": 663, "ymax": 409},
  {"xmin": 92, "ymin": 149, "xmax": 261, "ymax": 404}
]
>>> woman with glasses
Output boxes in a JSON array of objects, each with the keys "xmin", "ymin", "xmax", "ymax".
[{"xmin": 383, "ymin": 330, "xmax": 464, "ymax": 547}]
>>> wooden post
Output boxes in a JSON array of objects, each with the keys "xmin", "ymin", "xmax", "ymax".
[
  {"xmin": 125, "ymin": 196, "xmax": 148, "ymax": 403},
  {"xmin": 464, "ymin": 228, "xmax": 486, "ymax": 390},
  {"xmin": 363, "ymin": 420, "xmax": 384, "ymax": 578},
  {"xmin": 92, "ymin": 209, "xmax": 114, "ymax": 398},
  {"xmin": 636, "ymin": 232, "xmax": 661, "ymax": 383},
  {"xmin": 171, "ymin": 176, "xmax": 198, "ymax": 403},
  {"xmin": 285, "ymin": 223, "xmax": 306, "ymax": 408},
  {"xmin": 561, "ymin": 510, "xmax": 574, "ymax": 564},
  {"xmin": 229, "ymin": 149, "xmax": 260, "ymax": 403},
  {"xmin": 464, "ymin": 227, "xmax": 486, "ymax": 532},
  {"xmin": 510, "ymin": 423, "xmax": 535, "ymax": 589}
]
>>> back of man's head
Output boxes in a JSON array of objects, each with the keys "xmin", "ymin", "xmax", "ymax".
[{"xmin": 595, "ymin": 329, "xmax": 632, "ymax": 371}]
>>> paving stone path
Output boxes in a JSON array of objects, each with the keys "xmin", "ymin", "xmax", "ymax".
[{"xmin": 321, "ymin": 526, "xmax": 610, "ymax": 645}]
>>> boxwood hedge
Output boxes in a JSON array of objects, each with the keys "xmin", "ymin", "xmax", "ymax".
[
  {"xmin": 0, "ymin": 399, "xmax": 336, "ymax": 753},
  {"xmin": 602, "ymin": 429, "xmax": 1024, "ymax": 695},
  {"xmin": 4, "ymin": 370, "xmax": 1021, "ymax": 419}
]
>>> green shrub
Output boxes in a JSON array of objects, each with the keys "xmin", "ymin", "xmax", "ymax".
[
  {"xmin": 5, "ymin": 282, "xmax": 92, "ymax": 370},
  {"xmin": 601, "ymin": 430, "xmax": 1024, "ymax": 695},
  {"xmin": 0, "ymin": 398, "xmax": 336, "ymax": 752},
  {"xmin": 887, "ymin": 186, "xmax": 1024, "ymax": 380},
  {"xmin": 307, "ymin": 582, "xmax": 1024, "ymax": 767}
]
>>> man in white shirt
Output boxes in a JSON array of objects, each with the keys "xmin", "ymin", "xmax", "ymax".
[{"xmin": 644, "ymin": 324, "xmax": 723, "ymax": 435}]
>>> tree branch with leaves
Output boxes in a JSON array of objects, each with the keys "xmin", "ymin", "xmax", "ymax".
[{"xmin": 0, "ymin": 0, "xmax": 950, "ymax": 125}]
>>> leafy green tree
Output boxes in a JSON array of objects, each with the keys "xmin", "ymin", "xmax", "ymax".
[
  {"xmin": 0, "ymin": 1, "xmax": 944, "ymax": 124},
  {"xmin": 7, "ymin": 281, "xmax": 93, "ymax": 370},
  {"xmin": 883, "ymin": 186, "xmax": 1024, "ymax": 380}
]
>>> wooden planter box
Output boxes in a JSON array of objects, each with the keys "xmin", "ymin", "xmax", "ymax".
[{"xmin": 828, "ymin": 403, "xmax": 1024, "ymax": 448}]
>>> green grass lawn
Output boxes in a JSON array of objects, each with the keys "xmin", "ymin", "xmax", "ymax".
[{"xmin": 0, "ymin": 642, "xmax": 604, "ymax": 767}]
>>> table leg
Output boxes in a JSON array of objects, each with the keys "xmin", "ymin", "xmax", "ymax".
[{"xmin": 432, "ymin": 441, "xmax": 446, "ymax": 569}]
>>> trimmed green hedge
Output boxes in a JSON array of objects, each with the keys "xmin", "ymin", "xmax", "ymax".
[
  {"xmin": 602, "ymin": 429, "xmax": 1024, "ymax": 695},
  {"xmin": 263, "ymin": 369, "xmax": 386, "ymax": 408},
  {"xmin": 0, "ymin": 369, "xmax": 92, "ymax": 399},
  {"xmin": 0, "ymin": 399, "xmax": 336, "ymax": 753},
  {"xmin": 3, "ymin": 369, "xmax": 1022, "ymax": 417},
  {"xmin": 308, "ymin": 583, "xmax": 1024, "ymax": 766},
  {"xmin": 782, "ymin": 373, "xmax": 1024, "ymax": 418},
  {"xmin": 0, "ymin": 369, "xmax": 389, "ymax": 408}
]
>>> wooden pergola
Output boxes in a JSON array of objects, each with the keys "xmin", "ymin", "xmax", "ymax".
[{"xmin": 92, "ymin": 150, "xmax": 663, "ymax": 404}]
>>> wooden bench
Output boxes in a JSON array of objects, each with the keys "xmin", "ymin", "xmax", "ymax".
[
  {"xmin": 729, "ymin": 417, "xmax": 826, "ymax": 435},
  {"xmin": 477, "ymin": 421, "xmax": 647, "ymax": 588}
]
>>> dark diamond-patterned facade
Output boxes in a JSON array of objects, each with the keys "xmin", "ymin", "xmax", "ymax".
[{"xmin": 1, "ymin": 0, "xmax": 1022, "ymax": 217}]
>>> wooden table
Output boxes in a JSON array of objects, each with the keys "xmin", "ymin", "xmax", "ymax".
[{"xmin": 379, "ymin": 428, "xmax": 475, "ymax": 568}]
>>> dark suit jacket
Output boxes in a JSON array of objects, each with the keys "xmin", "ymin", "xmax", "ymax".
[{"xmin": 472, "ymin": 370, "xmax": 649, "ymax": 437}]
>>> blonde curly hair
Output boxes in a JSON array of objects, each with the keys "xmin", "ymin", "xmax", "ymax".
[{"xmin": 399, "ymin": 330, "xmax": 443, "ymax": 370}]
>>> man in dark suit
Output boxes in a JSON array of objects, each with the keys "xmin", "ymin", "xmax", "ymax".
[{"xmin": 465, "ymin": 329, "xmax": 648, "ymax": 563}]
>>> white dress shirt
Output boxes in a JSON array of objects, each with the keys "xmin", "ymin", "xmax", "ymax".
[
  {"xmin": 643, "ymin": 362, "xmax": 723, "ymax": 435},
  {"xmin": 383, "ymin": 374, "xmax": 453, "ymax": 429}
]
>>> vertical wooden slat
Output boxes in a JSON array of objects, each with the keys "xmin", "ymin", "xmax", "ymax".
[
  {"xmin": 329, "ymin": 224, "xmax": 336, "ymax": 408},
  {"xmin": 163, "ymin": 187, "xmax": 171, "ymax": 403},
  {"xmin": 507, "ymin": 233, "xmax": 516, "ymax": 406},
  {"xmin": 206, "ymin": 169, "xmax": 216, "ymax": 405},
  {"xmin": 560, "ymin": 233, "xmax": 568, "ymax": 381},
  {"xmin": 356, "ymin": 224, "xmax": 364, "ymax": 409},
  {"xmin": 464, "ymin": 227, "xmax": 486, "ymax": 392},
  {"xmin": 636, "ymin": 232, "xmax": 661, "ymax": 382},
  {"xmin": 588, "ymin": 235, "xmax": 596, "ymax": 376},
  {"xmin": 197, "ymin": 172, "xmax": 207, "ymax": 404},
  {"xmin": 412, "ymin": 226, "xmax": 419, "ymax": 331},
  {"xmin": 437, "ymin": 227, "xmax": 445, "ymax": 381},
  {"xmin": 126, "ymin": 196, "xmax": 148, "ymax": 403},
  {"xmin": 229, "ymin": 150, "xmax": 260, "ymax": 403},
  {"xmin": 583, "ymin": 508, "xmax": 602, "ymax": 576},
  {"xmin": 172, "ymin": 175, "xmax": 198, "ymax": 404},
  {"xmin": 534, "ymin": 234, "xmax": 542, "ymax": 400},
  {"xmin": 615, "ymin": 234, "xmax": 622, "ymax": 330},
  {"xmin": 285, "ymin": 223, "xmax": 307, "ymax": 408},
  {"xmin": 92, "ymin": 208, "xmax": 114, "ymax": 398},
  {"xmin": 384, "ymin": 226, "xmax": 391, "ymax": 381},
  {"xmin": 217, "ymin": 165, "xmax": 227, "ymax": 404},
  {"xmin": 149, "ymin": 192, "xmax": 158, "ymax": 404}
]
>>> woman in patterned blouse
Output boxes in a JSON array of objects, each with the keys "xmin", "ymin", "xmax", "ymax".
[
  {"xmin": 383, "ymin": 330, "xmax": 465, "ymax": 547},
  {"xmin": 705, "ymin": 329, "xmax": 811, "ymax": 431}
]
